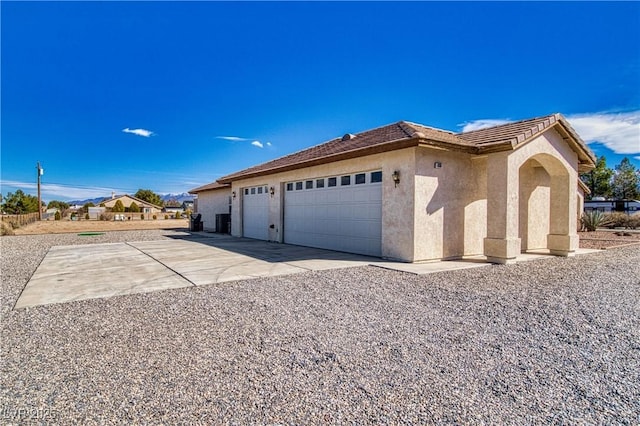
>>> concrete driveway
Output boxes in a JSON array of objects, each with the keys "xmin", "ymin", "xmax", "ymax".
[{"xmin": 15, "ymin": 232, "xmax": 499, "ymax": 309}]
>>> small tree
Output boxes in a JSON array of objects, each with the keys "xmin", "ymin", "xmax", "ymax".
[
  {"xmin": 54, "ymin": 210, "xmax": 61, "ymax": 220},
  {"xmin": 580, "ymin": 156, "xmax": 613, "ymax": 200},
  {"xmin": 174, "ymin": 210, "xmax": 181, "ymax": 219},
  {"xmin": 134, "ymin": 189, "xmax": 163, "ymax": 207},
  {"xmin": 129, "ymin": 202, "xmax": 140, "ymax": 213},
  {"xmin": 1, "ymin": 190, "xmax": 40, "ymax": 214},
  {"xmin": 611, "ymin": 157, "xmax": 640, "ymax": 200},
  {"xmin": 83, "ymin": 202, "xmax": 95, "ymax": 213},
  {"xmin": 112, "ymin": 200, "xmax": 125, "ymax": 212}
]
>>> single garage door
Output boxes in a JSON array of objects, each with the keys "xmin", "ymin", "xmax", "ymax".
[
  {"xmin": 242, "ymin": 185, "xmax": 269, "ymax": 240},
  {"xmin": 284, "ymin": 171, "xmax": 382, "ymax": 256}
]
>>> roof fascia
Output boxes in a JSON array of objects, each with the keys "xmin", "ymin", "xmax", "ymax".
[{"xmin": 218, "ymin": 138, "xmax": 419, "ymax": 184}]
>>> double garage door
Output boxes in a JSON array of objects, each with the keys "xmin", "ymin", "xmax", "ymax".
[{"xmin": 242, "ymin": 171, "xmax": 382, "ymax": 256}]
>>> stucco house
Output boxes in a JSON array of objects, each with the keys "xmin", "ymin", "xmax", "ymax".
[
  {"xmin": 100, "ymin": 194, "xmax": 163, "ymax": 216},
  {"xmin": 191, "ymin": 113, "xmax": 595, "ymax": 263}
]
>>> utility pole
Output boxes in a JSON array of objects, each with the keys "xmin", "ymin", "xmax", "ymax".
[{"xmin": 36, "ymin": 162, "xmax": 43, "ymax": 220}]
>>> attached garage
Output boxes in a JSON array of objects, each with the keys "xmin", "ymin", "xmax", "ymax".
[
  {"xmin": 242, "ymin": 185, "xmax": 269, "ymax": 240},
  {"xmin": 284, "ymin": 171, "xmax": 382, "ymax": 256},
  {"xmin": 199, "ymin": 114, "xmax": 596, "ymax": 263}
]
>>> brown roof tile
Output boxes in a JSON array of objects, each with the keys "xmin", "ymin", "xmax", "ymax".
[
  {"xmin": 189, "ymin": 182, "xmax": 230, "ymax": 194},
  {"xmin": 209, "ymin": 113, "xmax": 595, "ymax": 184}
]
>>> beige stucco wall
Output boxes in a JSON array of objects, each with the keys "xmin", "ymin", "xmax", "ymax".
[
  {"xmin": 195, "ymin": 189, "xmax": 231, "ymax": 231},
  {"xmin": 227, "ymin": 126, "xmax": 582, "ymax": 263},
  {"xmin": 229, "ymin": 148, "xmax": 416, "ymax": 261},
  {"xmin": 484, "ymin": 128, "xmax": 580, "ymax": 262},
  {"xmin": 519, "ymin": 160, "xmax": 551, "ymax": 251},
  {"xmin": 413, "ymin": 148, "xmax": 487, "ymax": 261}
]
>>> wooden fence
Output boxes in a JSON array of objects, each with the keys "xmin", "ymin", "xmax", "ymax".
[{"xmin": 1, "ymin": 212, "xmax": 40, "ymax": 228}]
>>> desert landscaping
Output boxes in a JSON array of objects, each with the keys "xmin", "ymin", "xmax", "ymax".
[{"xmin": 7, "ymin": 218, "xmax": 189, "ymax": 235}]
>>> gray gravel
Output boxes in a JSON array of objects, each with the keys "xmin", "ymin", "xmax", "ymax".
[{"xmin": 1, "ymin": 231, "xmax": 639, "ymax": 424}]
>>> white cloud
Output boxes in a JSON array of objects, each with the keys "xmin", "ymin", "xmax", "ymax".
[
  {"xmin": 635, "ymin": 156, "xmax": 640, "ymax": 161},
  {"xmin": 565, "ymin": 111, "xmax": 640, "ymax": 155},
  {"xmin": 123, "ymin": 128, "xmax": 154, "ymax": 137},
  {"xmin": 0, "ymin": 180, "xmax": 127, "ymax": 202},
  {"xmin": 458, "ymin": 119, "xmax": 513, "ymax": 133},
  {"xmin": 216, "ymin": 136, "xmax": 249, "ymax": 142},
  {"xmin": 266, "ymin": 142, "xmax": 272, "ymax": 147},
  {"xmin": 458, "ymin": 111, "xmax": 640, "ymax": 156},
  {"xmin": 251, "ymin": 141, "xmax": 264, "ymax": 148}
]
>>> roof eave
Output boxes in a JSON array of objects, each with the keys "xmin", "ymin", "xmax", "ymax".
[{"xmin": 217, "ymin": 138, "xmax": 420, "ymax": 184}]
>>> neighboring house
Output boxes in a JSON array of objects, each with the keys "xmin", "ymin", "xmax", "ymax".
[
  {"xmin": 43, "ymin": 208, "xmax": 59, "ymax": 220},
  {"xmin": 584, "ymin": 198, "xmax": 640, "ymax": 214},
  {"xmin": 192, "ymin": 113, "xmax": 595, "ymax": 263},
  {"xmin": 88, "ymin": 206, "xmax": 106, "ymax": 220},
  {"xmin": 189, "ymin": 182, "xmax": 231, "ymax": 232},
  {"xmin": 163, "ymin": 206, "xmax": 183, "ymax": 214},
  {"xmin": 100, "ymin": 194, "xmax": 163, "ymax": 216}
]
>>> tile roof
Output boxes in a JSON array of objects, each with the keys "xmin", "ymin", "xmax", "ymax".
[
  {"xmin": 210, "ymin": 113, "xmax": 595, "ymax": 184},
  {"xmin": 188, "ymin": 182, "xmax": 230, "ymax": 194}
]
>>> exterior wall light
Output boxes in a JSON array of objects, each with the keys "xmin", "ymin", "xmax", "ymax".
[
  {"xmin": 232, "ymin": 191, "xmax": 236, "ymax": 199},
  {"xmin": 392, "ymin": 170, "xmax": 400, "ymax": 187},
  {"xmin": 434, "ymin": 161, "xmax": 442, "ymax": 169},
  {"xmin": 269, "ymin": 186, "xmax": 275, "ymax": 196}
]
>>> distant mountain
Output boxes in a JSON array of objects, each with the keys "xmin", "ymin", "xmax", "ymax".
[
  {"xmin": 68, "ymin": 193, "xmax": 194, "ymax": 206},
  {"xmin": 160, "ymin": 193, "xmax": 194, "ymax": 203}
]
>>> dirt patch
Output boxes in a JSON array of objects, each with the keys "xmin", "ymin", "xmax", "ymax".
[
  {"xmin": 9, "ymin": 219, "xmax": 189, "ymax": 235},
  {"xmin": 579, "ymin": 230, "xmax": 640, "ymax": 249}
]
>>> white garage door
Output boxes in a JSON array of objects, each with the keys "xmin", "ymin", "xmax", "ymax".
[
  {"xmin": 284, "ymin": 171, "xmax": 382, "ymax": 256},
  {"xmin": 242, "ymin": 185, "xmax": 269, "ymax": 240}
]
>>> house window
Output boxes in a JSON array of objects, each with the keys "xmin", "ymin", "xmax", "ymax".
[
  {"xmin": 251, "ymin": 188, "xmax": 256, "ymax": 195},
  {"xmin": 295, "ymin": 182, "xmax": 303, "ymax": 190},
  {"xmin": 328, "ymin": 177, "xmax": 337, "ymax": 187},
  {"xmin": 257, "ymin": 187, "xmax": 263, "ymax": 194},
  {"xmin": 341, "ymin": 175, "xmax": 351, "ymax": 186},
  {"xmin": 371, "ymin": 171, "xmax": 382, "ymax": 183},
  {"xmin": 286, "ymin": 183, "xmax": 293, "ymax": 191},
  {"xmin": 316, "ymin": 179, "xmax": 325, "ymax": 188},
  {"xmin": 355, "ymin": 173, "xmax": 366, "ymax": 184},
  {"xmin": 305, "ymin": 180, "xmax": 313, "ymax": 189},
  {"xmin": 244, "ymin": 188, "xmax": 249, "ymax": 195}
]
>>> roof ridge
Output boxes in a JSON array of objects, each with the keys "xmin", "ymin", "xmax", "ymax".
[
  {"xmin": 402, "ymin": 120, "xmax": 456, "ymax": 135},
  {"xmin": 456, "ymin": 113, "xmax": 558, "ymax": 135}
]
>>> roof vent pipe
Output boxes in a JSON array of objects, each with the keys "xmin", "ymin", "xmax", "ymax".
[{"xmin": 342, "ymin": 133, "xmax": 356, "ymax": 141}]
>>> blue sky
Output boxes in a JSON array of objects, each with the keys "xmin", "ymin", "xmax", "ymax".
[{"xmin": 2, "ymin": 1, "xmax": 639, "ymax": 203}]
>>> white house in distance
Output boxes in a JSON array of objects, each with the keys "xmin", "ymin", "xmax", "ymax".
[{"xmin": 191, "ymin": 113, "xmax": 595, "ymax": 264}]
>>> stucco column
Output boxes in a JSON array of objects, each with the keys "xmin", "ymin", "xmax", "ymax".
[
  {"xmin": 547, "ymin": 171, "xmax": 578, "ymax": 256},
  {"xmin": 484, "ymin": 154, "xmax": 521, "ymax": 264}
]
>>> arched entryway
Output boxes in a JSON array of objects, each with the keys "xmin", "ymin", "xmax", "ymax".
[
  {"xmin": 518, "ymin": 154, "xmax": 575, "ymax": 254},
  {"xmin": 483, "ymin": 145, "xmax": 579, "ymax": 264}
]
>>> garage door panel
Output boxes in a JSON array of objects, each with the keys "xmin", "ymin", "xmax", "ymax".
[
  {"xmin": 284, "ymin": 174, "xmax": 382, "ymax": 257},
  {"xmin": 243, "ymin": 187, "xmax": 269, "ymax": 241}
]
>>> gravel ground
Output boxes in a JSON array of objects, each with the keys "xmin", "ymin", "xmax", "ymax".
[{"xmin": 1, "ymin": 231, "xmax": 639, "ymax": 424}]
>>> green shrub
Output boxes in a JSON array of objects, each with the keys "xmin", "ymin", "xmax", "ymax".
[
  {"xmin": 174, "ymin": 211, "xmax": 181, "ymax": 219},
  {"xmin": 164, "ymin": 214, "xmax": 169, "ymax": 220},
  {"xmin": 152, "ymin": 214, "xmax": 157, "ymax": 220},
  {"xmin": 581, "ymin": 211, "xmax": 613, "ymax": 232},
  {"xmin": 99, "ymin": 213, "xmax": 113, "ymax": 221},
  {"xmin": 85, "ymin": 213, "xmax": 90, "ymax": 220},
  {"xmin": 54, "ymin": 211, "xmax": 61, "ymax": 220},
  {"xmin": 129, "ymin": 202, "xmax": 140, "ymax": 213},
  {"xmin": 112, "ymin": 200, "xmax": 125, "ymax": 213},
  {"xmin": 140, "ymin": 214, "xmax": 145, "ymax": 220}
]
